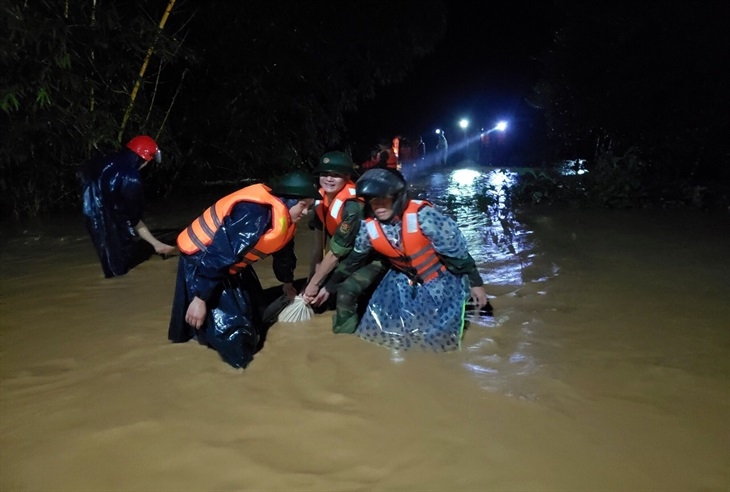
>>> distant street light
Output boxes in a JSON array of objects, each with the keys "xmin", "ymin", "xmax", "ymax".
[{"xmin": 459, "ymin": 118, "xmax": 469, "ymax": 158}]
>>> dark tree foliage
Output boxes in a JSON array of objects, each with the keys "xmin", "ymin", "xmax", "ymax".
[
  {"xmin": 529, "ymin": 2, "xmax": 730, "ymax": 207},
  {"xmin": 167, "ymin": 0, "xmax": 447, "ymax": 189},
  {"xmin": 1, "ymin": 0, "xmax": 188, "ymax": 218},
  {"xmin": 0, "ymin": 0, "xmax": 446, "ymax": 219}
]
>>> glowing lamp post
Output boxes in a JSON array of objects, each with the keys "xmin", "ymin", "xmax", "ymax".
[{"xmin": 459, "ymin": 118, "xmax": 469, "ymax": 159}]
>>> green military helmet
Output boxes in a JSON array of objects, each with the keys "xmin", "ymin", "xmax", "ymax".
[
  {"xmin": 314, "ymin": 151, "xmax": 354, "ymax": 176},
  {"xmin": 270, "ymin": 170, "xmax": 323, "ymax": 199}
]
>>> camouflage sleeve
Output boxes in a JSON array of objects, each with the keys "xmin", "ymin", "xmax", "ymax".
[
  {"xmin": 328, "ymin": 200, "xmax": 363, "ymax": 258},
  {"xmin": 323, "ymin": 222, "xmax": 372, "ymax": 291}
]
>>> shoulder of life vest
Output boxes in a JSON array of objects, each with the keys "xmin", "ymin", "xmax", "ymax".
[
  {"xmin": 365, "ymin": 199, "xmax": 445, "ymax": 283},
  {"xmin": 177, "ymin": 183, "xmax": 294, "ymax": 259},
  {"xmin": 315, "ymin": 182, "xmax": 361, "ymax": 236}
]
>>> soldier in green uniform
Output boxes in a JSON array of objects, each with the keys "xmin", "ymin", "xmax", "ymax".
[{"xmin": 302, "ymin": 151, "xmax": 388, "ymax": 333}]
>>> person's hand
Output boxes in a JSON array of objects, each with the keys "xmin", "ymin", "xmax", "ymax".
[
  {"xmin": 312, "ymin": 287, "xmax": 330, "ymax": 307},
  {"xmin": 155, "ymin": 243, "xmax": 177, "ymax": 256},
  {"xmin": 185, "ymin": 297, "xmax": 207, "ymax": 329},
  {"xmin": 302, "ymin": 280, "xmax": 320, "ymax": 304},
  {"xmin": 282, "ymin": 282, "xmax": 297, "ymax": 300},
  {"xmin": 470, "ymin": 286, "xmax": 489, "ymax": 310}
]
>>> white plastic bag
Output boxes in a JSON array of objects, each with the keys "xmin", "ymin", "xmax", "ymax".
[{"xmin": 277, "ymin": 295, "xmax": 314, "ymax": 322}]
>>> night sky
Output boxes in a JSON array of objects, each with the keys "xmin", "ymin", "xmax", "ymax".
[{"xmin": 345, "ymin": 1, "xmax": 560, "ymax": 148}]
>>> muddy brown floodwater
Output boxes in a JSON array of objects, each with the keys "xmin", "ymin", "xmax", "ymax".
[{"xmin": 1, "ymin": 168, "xmax": 729, "ymax": 491}]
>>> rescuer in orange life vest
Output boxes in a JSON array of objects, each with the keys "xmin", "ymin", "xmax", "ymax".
[
  {"xmin": 167, "ymin": 171, "xmax": 321, "ymax": 368},
  {"xmin": 303, "ymin": 151, "xmax": 363, "ymax": 304},
  {"xmin": 301, "ymin": 151, "xmax": 389, "ymax": 328},
  {"xmin": 326, "ymin": 168, "xmax": 489, "ymax": 350}
]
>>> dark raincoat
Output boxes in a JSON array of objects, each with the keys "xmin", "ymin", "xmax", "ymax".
[
  {"xmin": 167, "ymin": 201, "xmax": 297, "ymax": 369},
  {"xmin": 334, "ymin": 203, "xmax": 483, "ymax": 351},
  {"xmin": 80, "ymin": 148, "xmax": 145, "ymax": 278}
]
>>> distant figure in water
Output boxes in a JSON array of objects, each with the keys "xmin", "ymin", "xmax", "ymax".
[
  {"xmin": 329, "ymin": 168, "xmax": 489, "ymax": 351},
  {"xmin": 416, "ymin": 135, "xmax": 426, "ymax": 162},
  {"xmin": 80, "ymin": 135, "xmax": 176, "ymax": 278},
  {"xmin": 436, "ymin": 130, "xmax": 448, "ymax": 165}
]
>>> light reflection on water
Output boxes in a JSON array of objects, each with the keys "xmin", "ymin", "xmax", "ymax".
[
  {"xmin": 405, "ymin": 165, "xmax": 553, "ymax": 393},
  {"xmin": 2, "ymin": 165, "xmax": 729, "ymax": 490}
]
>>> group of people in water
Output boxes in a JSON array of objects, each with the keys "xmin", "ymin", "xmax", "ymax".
[{"xmin": 80, "ymin": 135, "xmax": 490, "ymax": 369}]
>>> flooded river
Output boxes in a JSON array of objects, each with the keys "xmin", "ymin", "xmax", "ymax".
[{"xmin": 1, "ymin": 166, "xmax": 728, "ymax": 491}]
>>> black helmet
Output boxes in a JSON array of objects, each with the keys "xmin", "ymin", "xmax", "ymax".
[
  {"xmin": 356, "ymin": 168, "xmax": 405, "ymax": 198},
  {"xmin": 270, "ymin": 171, "xmax": 322, "ymax": 199},
  {"xmin": 356, "ymin": 169, "xmax": 408, "ymax": 219},
  {"xmin": 313, "ymin": 151, "xmax": 354, "ymax": 176}
]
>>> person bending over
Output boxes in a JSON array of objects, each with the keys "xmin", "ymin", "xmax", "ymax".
[
  {"xmin": 80, "ymin": 135, "xmax": 176, "ymax": 277},
  {"xmin": 167, "ymin": 171, "xmax": 321, "ymax": 368}
]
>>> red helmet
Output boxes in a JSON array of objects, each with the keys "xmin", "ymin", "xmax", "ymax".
[{"xmin": 126, "ymin": 135, "xmax": 161, "ymax": 163}]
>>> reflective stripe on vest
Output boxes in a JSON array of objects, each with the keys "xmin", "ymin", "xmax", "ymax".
[
  {"xmin": 176, "ymin": 183, "xmax": 296, "ymax": 271},
  {"xmin": 314, "ymin": 182, "xmax": 360, "ymax": 236},
  {"xmin": 364, "ymin": 200, "xmax": 446, "ymax": 283}
]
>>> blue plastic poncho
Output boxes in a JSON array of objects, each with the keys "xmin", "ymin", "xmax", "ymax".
[
  {"xmin": 80, "ymin": 148, "xmax": 145, "ymax": 277},
  {"xmin": 168, "ymin": 201, "xmax": 297, "ymax": 369},
  {"xmin": 349, "ymin": 205, "xmax": 472, "ymax": 351}
]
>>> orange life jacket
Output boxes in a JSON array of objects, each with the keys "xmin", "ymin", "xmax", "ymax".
[
  {"xmin": 364, "ymin": 200, "xmax": 447, "ymax": 283},
  {"xmin": 386, "ymin": 148, "xmax": 398, "ymax": 169},
  {"xmin": 314, "ymin": 181, "xmax": 361, "ymax": 236},
  {"xmin": 177, "ymin": 183, "xmax": 296, "ymax": 272}
]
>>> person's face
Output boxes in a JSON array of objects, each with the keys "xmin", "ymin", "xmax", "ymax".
[
  {"xmin": 319, "ymin": 172, "xmax": 348, "ymax": 195},
  {"xmin": 288, "ymin": 198, "xmax": 314, "ymax": 223},
  {"xmin": 369, "ymin": 196, "xmax": 395, "ymax": 221}
]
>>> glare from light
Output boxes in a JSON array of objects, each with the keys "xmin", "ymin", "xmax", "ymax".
[
  {"xmin": 487, "ymin": 169, "xmax": 515, "ymax": 189},
  {"xmin": 495, "ymin": 121, "xmax": 508, "ymax": 131},
  {"xmin": 451, "ymin": 169, "xmax": 480, "ymax": 191},
  {"xmin": 459, "ymin": 119, "xmax": 469, "ymax": 129},
  {"xmin": 435, "ymin": 128, "xmax": 442, "ymax": 135}
]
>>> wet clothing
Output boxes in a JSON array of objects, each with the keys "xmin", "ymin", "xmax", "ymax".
[
  {"xmin": 80, "ymin": 148, "xmax": 145, "ymax": 278},
  {"xmin": 325, "ymin": 258, "xmax": 388, "ymax": 334},
  {"xmin": 310, "ymin": 189, "xmax": 385, "ymax": 332},
  {"xmin": 168, "ymin": 191, "xmax": 298, "ymax": 369},
  {"xmin": 177, "ymin": 184, "xmax": 296, "ymax": 273},
  {"xmin": 364, "ymin": 200, "xmax": 447, "ymax": 283},
  {"xmin": 330, "ymin": 201, "xmax": 483, "ymax": 351}
]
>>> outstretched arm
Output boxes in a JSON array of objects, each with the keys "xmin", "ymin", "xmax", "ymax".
[
  {"xmin": 134, "ymin": 219, "xmax": 177, "ymax": 255},
  {"xmin": 303, "ymin": 201, "xmax": 363, "ymax": 305},
  {"xmin": 302, "ymin": 250, "xmax": 340, "ymax": 304}
]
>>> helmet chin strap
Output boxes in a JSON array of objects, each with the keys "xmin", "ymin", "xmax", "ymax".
[
  {"xmin": 392, "ymin": 191, "xmax": 407, "ymax": 217},
  {"xmin": 378, "ymin": 213, "xmax": 398, "ymax": 224}
]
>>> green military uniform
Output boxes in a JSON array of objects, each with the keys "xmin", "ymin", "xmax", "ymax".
[
  {"xmin": 324, "ymin": 249, "xmax": 387, "ymax": 334},
  {"xmin": 310, "ymin": 201, "xmax": 387, "ymax": 334}
]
